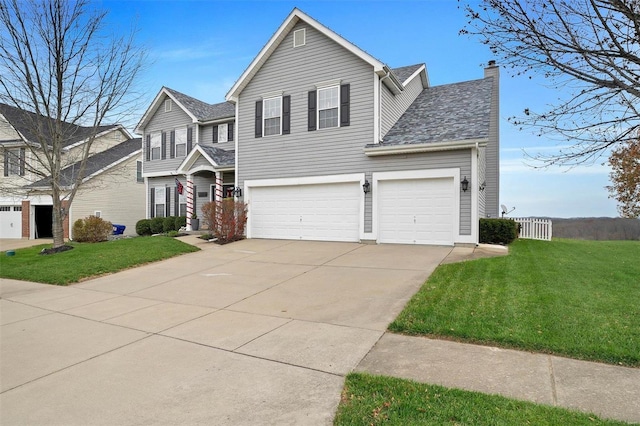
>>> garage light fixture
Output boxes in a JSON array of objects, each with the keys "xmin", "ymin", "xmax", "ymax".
[
  {"xmin": 232, "ymin": 186, "xmax": 243, "ymax": 197},
  {"xmin": 461, "ymin": 177, "xmax": 469, "ymax": 192},
  {"xmin": 362, "ymin": 180, "xmax": 371, "ymax": 194}
]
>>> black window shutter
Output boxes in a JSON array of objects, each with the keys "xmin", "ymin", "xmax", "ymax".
[
  {"xmin": 3, "ymin": 150, "xmax": 8, "ymax": 176},
  {"xmin": 165, "ymin": 187, "xmax": 171, "ymax": 217},
  {"xmin": 340, "ymin": 84, "xmax": 350, "ymax": 127},
  {"xmin": 255, "ymin": 100, "xmax": 263, "ymax": 138},
  {"xmin": 19, "ymin": 148, "xmax": 25, "ymax": 176},
  {"xmin": 308, "ymin": 90, "xmax": 317, "ymax": 131},
  {"xmin": 212, "ymin": 125, "xmax": 218, "ymax": 143},
  {"xmin": 228, "ymin": 122, "xmax": 234, "ymax": 141},
  {"xmin": 187, "ymin": 127, "xmax": 193, "ymax": 152},
  {"xmin": 161, "ymin": 132, "xmax": 167, "ymax": 159},
  {"xmin": 174, "ymin": 187, "xmax": 179, "ymax": 216},
  {"xmin": 282, "ymin": 95, "xmax": 291, "ymax": 135},
  {"xmin": 145, "ymin": 135, "xmax": 151, "ymax": 161},
  {"xmin": 170, "ymin": 131, "xmax": 175, "ymax": 158},
  {"xmin": 150, "ymin": 188, "xmax": 155, "ymax": 218}
]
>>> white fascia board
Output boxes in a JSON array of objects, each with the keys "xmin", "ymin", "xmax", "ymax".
[
  {"xmin": 135, "ymin": 87, "xmax": 199, "ymax": 134},
  {"xmin": 198, "ymin": 117, "xmax": 235, "ymax": 126},
  {"xmin": 63, "ymin": 125, "xmax": 127, "ymax": 152},
  {"xmin": 378, "ymin": 66, "xmax": 404, "ymax": 94},
  {"xmin": 401, "ymin": 64, "xmax": 428, "ymax": 89},
  {"xmin": 226, "ymin": 8, "xmax": 386, "ymax": 101},
  {"xmin": 81, "ymin": 149, "xmax": 142, "ymax": 184},
  {"xmin": 365, "ymin": 139, "xmax": 488, "ymax": 156}
]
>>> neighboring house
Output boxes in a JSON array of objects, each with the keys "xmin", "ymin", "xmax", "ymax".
[
  {"xmin": 0, "ymin": 103, "xmax": 145, "ymax": 239},
  {"xmin": 138, "ymin": 8, "xmax": 499, "ymax": 246},
  {"xmin": 134, "ymin": 87, "xmax": 237, "ymax": 223}
]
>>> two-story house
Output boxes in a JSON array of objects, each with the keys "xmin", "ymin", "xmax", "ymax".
[
  {"xmin": 135, "ymin": 87, "xmax": 236, "ymax": 226},
  {"xmin": 138, "ymin": 8, "xmax": 499, "ymax": 246},
  {"xmin": 0, "ymin": 103, "xmax": 145, "ymax": 240}
]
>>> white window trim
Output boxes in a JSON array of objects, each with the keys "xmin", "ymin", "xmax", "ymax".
[
  {"xmin": 218, "ymin": 123, "xmax": 228, "ymax": 143},
  {"xmin": 317, "ymin": 85, "xmax": 340, "ymax": 130},
  {"xmin": 154, "ymin": 186, "xmax": 166, "ymax": 217},
  {"xmin": 262, "ymin": 96, "xmax": 283, "ymax": 137},
  {"xmin": 164, "ymin": 99, "xmax": 172, "ymax": 112},
  {"xmin": 175, "ymin": 127, "xmax": 187, "ymax": 157},
  {"xmin": 150, "ymin": 133, "xmax": 161, "ymax": 160},
  {"xmin": 293, "ymin": 28, "xmax": 306, "ymax": 47}
]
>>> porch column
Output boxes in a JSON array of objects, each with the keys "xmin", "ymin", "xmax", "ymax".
[
  {"xmin": 215, "ymin": 172, "xmax": 223, "ymax": 201},
  {"xmin": 186, "ymin": 174, "xmax": 194, "ymax": 231},
  {"xmin": 21, "ymin": 200, "xmax": 30, "ymax": 238}
]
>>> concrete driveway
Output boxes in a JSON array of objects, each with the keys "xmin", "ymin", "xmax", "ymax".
[{"xmin": 0, "ymin": 238, "xmax": 451, "ymax": 425}]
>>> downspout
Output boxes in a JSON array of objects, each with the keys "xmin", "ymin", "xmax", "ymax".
[{"xmin": 378, "ymin": 71, "xmax": 392, "ymax": 143}]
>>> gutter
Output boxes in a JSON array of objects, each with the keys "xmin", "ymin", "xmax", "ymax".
[{"xmin": 364, "ymin": 138, "xmax": 488, "ymax": 156}]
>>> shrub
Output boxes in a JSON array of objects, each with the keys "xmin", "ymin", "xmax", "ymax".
[
  {"xmin": 163, "ymin": 216, "xmax": 176, "ymax": 233},
  {"xmin": 479, "ymin": 218, "xmax": 518, "ymax": 245},
  {"xmin": 150, "ymin": 217, "xmax": 165, "ymax": 234},
  {"xmin": 72, "ymin": 215, "xmax": 113, "ymax": 243},
  {"xmin": 175, "ymin": 216, "xmax": 187, "ymax": 231},
  {"xmin": 136, "ymin": 219, "xmax": 152, "ymax": 236},
  {"xmin": 201, "ymin": 199, "xmax": 248, "ymax": 244},
  {"xmin": 167, "ymin": 230, "xmax": 179, "ymax": 238}
]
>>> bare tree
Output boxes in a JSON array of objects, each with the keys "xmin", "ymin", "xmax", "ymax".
[
  {"xmin": 460, "ymin": 0, "xmax": 640, "ymax": 167},
  {"xmin": 0, "ymin": 0, "xmax": 144, "ymax": 248}
]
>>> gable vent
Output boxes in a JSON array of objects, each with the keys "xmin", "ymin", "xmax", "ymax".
[{"xmin": 293, "ymin": 28, "xmax": 306, "ymax": 48}]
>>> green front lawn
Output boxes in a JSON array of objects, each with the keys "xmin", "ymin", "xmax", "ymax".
[
  {"xmin": 0, "ymin": 236, "xmax": 199, "ymax": 285},
  {"xmin": 390, "ymin": 239, "xmax": 640, "ymax": 366},
  {"xmin": 334, "ymin": 373, "xmax": 629, "ymax": 425}
]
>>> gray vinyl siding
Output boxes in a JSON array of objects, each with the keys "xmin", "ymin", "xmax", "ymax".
[
  {"xmin": 380, "ymin": 74, "xmax": 424, "ymax": 138},
  {"xmin": 236, "ymin": 21, "xmax": 473, "ymax": 236},
  {"xmin": 143, "ymin": 94, "xmax": 194, "ymax": 175},
  {"xmin": 237, "ymin": 21, "xmax": 375, "ymax": 180},
  {"xmin": 484, "ymin": 67, "xmax": 500, "ymax": 218}
]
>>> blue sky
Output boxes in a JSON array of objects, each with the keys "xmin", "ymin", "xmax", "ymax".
[{"xmin": 101, "ymin": 0, "xmax": 619, "ymax": 218}]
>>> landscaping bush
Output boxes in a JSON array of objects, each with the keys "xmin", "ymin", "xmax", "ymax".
[
  {"xmin": 479, "ymin": 218, "xmax": 518, "ymax": 244},
  {"xmin": 136, "ymin": 219, "xmax": 152, "ymax": 236},
  {"xmin": 163, "ymin": 216, "xmax": 176, "ymax": 233},
  {"xmin": 72, "ymin": 215, "xmax": 113, "ymax": 243},
  {"xmin": 150, "ymin": 217, "xmax": 165, "ymax": 234},
  {"xmin": 201, "ymin": 199, "xmax": 248, "ymax": 244},
  {"xmin": 175, "ymin": 215, "xmax": 187, "ymax": 231}
]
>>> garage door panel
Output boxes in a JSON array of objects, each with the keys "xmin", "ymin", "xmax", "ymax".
[
  {"xmin": 0, "ymin": 206, "xmax": 22, "ymax": 239},
  {"xmin": 378, "ymin": 177, "xmax": 455, "ymax": 246},
  {"xmin": 250, "ymin": 182, "xmax": 360, "ymax": 242}
]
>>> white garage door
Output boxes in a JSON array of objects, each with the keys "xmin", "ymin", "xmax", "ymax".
[
  {"xmin": 0, "ymin": 206, "xmax": 22, "ymax": 239},
  {"xmin": 249, "ymin": 182, "xmax": 360, "ymax": 242},
  {"xmin": 378, "ymin": 177, "xmax": 455, "ymax": 245}
]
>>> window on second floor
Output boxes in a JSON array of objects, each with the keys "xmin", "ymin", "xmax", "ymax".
[
  {"xmin": 318, "ymin": 86, "xmax": 339, "ymax": 129},
  {"xmin": 136, "ymin": 160, "xmax": 143, "ymax": 182},
  {"xmin": 3, "ymin": 148, "xmax": 25, "ymax": 177},
  {"xmin": 174, "ymin": 127, "xmax": 187, "ymax": 157},
  {"xmin": 263, "ymin": 97, "xmax": 282, "ymax": 136},
  {"xmin": 308, "ymin": 83, "xmax": 350, "ymax": 131},
  {"xmin": 150, "ymin": 133, "xmax": 161, "ymax": 160},
  {"xmin": 213, "ymin": 123, "xmax": 233, "ymax": 143}
]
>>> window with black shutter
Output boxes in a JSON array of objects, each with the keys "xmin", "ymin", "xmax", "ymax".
[{"xmin": 255, "ymin": 100, "xmax": 263, "ymax": 138}]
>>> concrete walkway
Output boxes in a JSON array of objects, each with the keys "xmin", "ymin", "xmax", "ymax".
[{"xmin": 1, "ymin": 237, "xmax": 638, "ymax": 424}]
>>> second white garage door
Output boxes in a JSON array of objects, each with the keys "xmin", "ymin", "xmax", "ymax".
[
  {"xmin": 249, "ymin": 182, "xmax": 361, "ymax": 242},
  {"xmin": 377, "ymin": 177, "xmax": 455, "ymax": 245}
]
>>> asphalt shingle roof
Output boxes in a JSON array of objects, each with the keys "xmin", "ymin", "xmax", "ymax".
[
  {"xmin": 164, "ymin": 87, "xmax": 235, "ymax": 122},
  {"xmin": 200, "ymin": 145, "xmax": 235, "ymax": 167},
  {"xmin": 391, "ymin": 64, "xmax": 423, "ymax": 84},
  {"xmin": 0, "ymin": 103, "xmax": 117, "ymax": 148},
  {"xmin": 28, "ymin": 138, "xmax": 142, "ymax": 188},
  {"xmin": 376, "ymin": 77, "xmax": 494, "ymax": 147}
]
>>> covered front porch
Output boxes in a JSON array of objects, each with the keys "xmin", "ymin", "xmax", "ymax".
[{"xmin": 177, "ymin": 145, "xmax": 237, "ymax": 231}]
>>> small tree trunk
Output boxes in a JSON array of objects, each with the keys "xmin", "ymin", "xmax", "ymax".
[{"xmin": 51, "ymin": 193, "xmax": 65, "ymax": 248}]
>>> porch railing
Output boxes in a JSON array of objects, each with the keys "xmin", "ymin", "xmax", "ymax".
[{"xmin": 513, "ymin": 217, "xmax": 553, "ymax": 241}]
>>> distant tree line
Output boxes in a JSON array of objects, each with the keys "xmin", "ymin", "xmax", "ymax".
[{"xmin": 550, "ymin": 218, "xmax": 640, "ymax": 241}]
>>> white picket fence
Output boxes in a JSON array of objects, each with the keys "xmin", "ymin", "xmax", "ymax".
[{"xmin": 513, "ymin": 217, "xmax": 553, "ymax": 241}]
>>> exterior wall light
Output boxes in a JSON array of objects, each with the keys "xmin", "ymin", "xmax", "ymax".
[
  {"xmin": 362, "ymin": 180, "xmax": 370, "ymax": 194},
  {"xmin": 232, "ymin": 186, "xmax": 242, "ymax": 197},
  {"xmin": 461, "ymin": 176, "xmax": 469, "ymax": 192}
]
